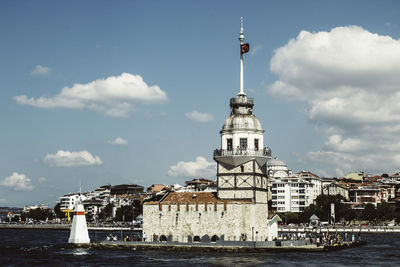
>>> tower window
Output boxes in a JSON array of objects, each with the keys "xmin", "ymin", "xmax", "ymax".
[
  {"xmin": 227, "ymin": 139, "xmax": 233, "ymax": 151},
  {"xmin": 241, "ymin": 165, "xmax": 244, "ymax": 172},
  {"xmin": 254, "ymin": 139, "xmax": 259, "ymax": 151},
  {"xmin": 240, "ymin": 138, "xmax": 247, "ymax": 150}
]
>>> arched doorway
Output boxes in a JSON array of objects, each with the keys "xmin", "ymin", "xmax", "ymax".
[
  {"xmin": 211, "ymin": 235, "xmax": 219, "ymax": 243},
  {"xmin": 159, "ymin": 235, "xmax": 167, "ymax": 242},
  {"xmin": 193, "ymin": 236, "xmax": 201, "ymax": 242}
]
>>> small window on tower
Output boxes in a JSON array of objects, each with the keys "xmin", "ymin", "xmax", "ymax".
[
  {"xmin": 254, "ymin": 139, "xmax": 259, "ymax": 151},
  {"xmin": 240, "ymin": 138, "xmax": 247, "ymax": 150},
  {"xmin": 241, "ymin": 165, "xmax": 244, "ymax": 172},
  {"xmin": 227, "ymin": 139, "xmax": 233, "ymax": 151}
]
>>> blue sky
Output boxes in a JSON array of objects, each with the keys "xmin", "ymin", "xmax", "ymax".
[{"xmin": 1, "ymin": 0, "xmax": 400, "ymax": 207}]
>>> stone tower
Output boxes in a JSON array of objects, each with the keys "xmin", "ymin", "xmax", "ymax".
[{"xmin": 213, "ymin": 17, "xmax": 271, "ymax": 204}]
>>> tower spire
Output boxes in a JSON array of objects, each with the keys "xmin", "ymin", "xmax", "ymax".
[
  {"xmin": 239, "ymin": 17, "xmax": 245, "ymax": 43},
  {"xmin": 239, "ymin": 17, "xmax": 246, "ymax": 96}
]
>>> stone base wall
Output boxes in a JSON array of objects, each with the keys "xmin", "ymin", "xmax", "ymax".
[{"xmin": 143, "ymin": 202, "xmax": 269, "ymax": 243}]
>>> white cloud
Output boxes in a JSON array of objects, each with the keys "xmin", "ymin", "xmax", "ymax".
[
  {"xmin": 15, "ymin": 73, "xmax": 168, "ymax": 117},
  {"xmin": 1, "ymin": 172, "xmax": 34, "ymax": 191},
  {"xmin": 44, "ymin": 150, "xmax": 103, "ymax": 167},
  {"xmin": 185, "ymin": 110, "xmax": 214, "ymax": 122},
  {"xmin": 31, "ymin": 65, "xmax": 52, "ymax": 76},
  {"xmin": 38, "ymin": 177, "xmax": 46, "ymax": 183},
  {"xmin": 269, "ymin": 26, "xmax": 400, "ymax": 175},
  {"xmin": 109, "ymin": 137, "xmax": 128, "ymax": 145},
  {"xmin": 168, "ymin": 156, "xmax": 216, "ymax": 178},
  {"xmin": 0, "ymin": 198, "xmax": 6, "ymax": 203}
]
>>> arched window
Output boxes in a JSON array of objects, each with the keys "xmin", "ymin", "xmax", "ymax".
[
  {"xmin": 193, "ymin": 236, "xmax": 201, "ymax": 242},
  {"xmin": 211, "ymin": 235, "xmax": 219, "ymax": 243},
  {"xmin": 159, "ymin": 235, "xmax": 167, "ymax": 242}
]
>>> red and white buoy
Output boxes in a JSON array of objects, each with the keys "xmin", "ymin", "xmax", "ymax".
[{"xmin": 68, "ymin": 201, "xmax": 90, "ymax": 244}]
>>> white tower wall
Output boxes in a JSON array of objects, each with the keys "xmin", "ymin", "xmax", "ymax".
[{"xmin": 68, "ymin": 203, "xmax": 90, "ymax": 244}]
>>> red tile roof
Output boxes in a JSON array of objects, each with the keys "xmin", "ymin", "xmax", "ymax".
[{"xmin": 144, "ymin": 192, "xmax": 253, "ymax": 205}]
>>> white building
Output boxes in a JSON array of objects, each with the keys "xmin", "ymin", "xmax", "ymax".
[
  {"xmin": 267, "ymin": 157, "xmax": 292, "ymax": 178},
  {"xmin": 85, "ymin": 186, "xmax": 111, "ymax": 200},
  {"xmin": 143, "ymin": 19, "xmax": 278, "ymax": 243},
  {"xmin": 270, "ymin": 177, "xmax": 314, "ymax": 212},
  {"xmin": 297, "ymin": 171, "xmax": 323, "ymax": 198},
  {"xmin": 59, "ymin": 194, "xmax": 81, "ymax": 211},
  {"xmin": 322, "ymin": 182, "xmax": 350, "ymax": 200},
  {"xmin": 269, "ymin": 159, "xmax": 322, "ymax": 212},
  {"xmin": 23, "ymin": 204, "xmax": 49, "ymax": 212}
]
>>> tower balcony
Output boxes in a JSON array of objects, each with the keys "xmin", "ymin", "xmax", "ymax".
[
  {"xmin": 230, "ymin": 97, "xmax": 254, "ymax": 108},
  {"xmin": 213, "ymin": 147, "xmax": 271, "ymax": 167},
  {"xmin": 214, "ymin": 147, "xmax": 271, "ymax": 157}
]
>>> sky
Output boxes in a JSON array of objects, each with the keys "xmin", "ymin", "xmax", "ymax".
[{"xmin": 1, "ymin": 0, "xmax": 400, "ymax": 207}]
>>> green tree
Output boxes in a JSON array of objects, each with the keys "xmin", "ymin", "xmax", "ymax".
[
  {"xmin": 115, "ymin": 205, "xmax": 134, "ymax": 222},
  {"xmin": 362, "ymin": 203, "xmax": 376, "ymax": 221},
  {"xmin": 376, "ymin": 202, "xmax": 395, "ymax": 222},
  {"xmin": 115, "ymin": 200, "xmax": 143, "ymax": 222},
  {"xmin": 278, "ymin": 212, "xmax": 300, "ymax": 224},
  {"xmin": 53, "ymin": 203, "xmax": 63, "ymax": 219},
  {"xmin": 98, "ymin": 203, "xmax": 114, "ymax": 221},
  {"xmin": 132, "ymin": 199, "xmax": 143, "ymax": 220},
  {"xmin": 299, "ymin": 194, "xmax": 351, "ymax": 223},
  {"xmin": 25, "ymin": 208, "xmax": 54, "ymax": 221}
]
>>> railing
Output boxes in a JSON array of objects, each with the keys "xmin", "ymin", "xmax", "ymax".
[
  {"xmin": 230, "ymin": 97, "xmax": 254, "ymax": 106},
  {"xmin": 214, "ymin": 147, "xmax": 271, "ymax": 157}
]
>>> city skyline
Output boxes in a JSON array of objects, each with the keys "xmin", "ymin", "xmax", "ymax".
[{"xmin": 1, "ymin": 0, "xmax": 400, "ymax": 207}]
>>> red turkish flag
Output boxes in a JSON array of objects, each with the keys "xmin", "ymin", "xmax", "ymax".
[{"xmin": 241, "ymin": 43, "xmax": 250, "ymax": 54}]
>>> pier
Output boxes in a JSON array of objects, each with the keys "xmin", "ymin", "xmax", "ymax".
[{"xmin": 279, "ymin": 226, "xmax": 400, "ymax": 233}]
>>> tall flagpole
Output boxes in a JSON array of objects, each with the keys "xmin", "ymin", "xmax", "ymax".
[{"xmin": 239, "ymin": 17, "xmax": 245, "ymax": 96}]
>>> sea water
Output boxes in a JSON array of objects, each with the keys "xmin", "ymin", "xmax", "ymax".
[{"xmin": 1, "ymin": 229, "xmax": 400, "ymax": 266}]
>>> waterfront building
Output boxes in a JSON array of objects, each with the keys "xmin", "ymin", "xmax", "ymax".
[
  {"xmin": 349, "ymin": 186, "xmax": 382, "ymax": 205},
  {"xmin": 185, "ymin": 178, "xmax": 217, "ymax": 192},
  {"xmin": 110, "ymin": 184, "xmax": 144, "ymax": 196},
  {"xmin": 109, "ymin": 194, "xmax": 140, "ymax": 209},
  {"xmin": 23, "ymin": 204, "xmax": 50, "ymax": 212},
  {"xmin": 82, "ymin": 199, "xmax": 103, "ymax": 221},
  {"xmin": 389, "ymin": 172, "xmax": 400, "ymax": 183},
  {"xmin": 297, "ymin": 171, "xmax": 323, "ymax": 197},
  {"xmin": 85, "ymin": 185, "xmax": 111, "ymax": 200},
  {"xmin": 270, "ymin": 177, "xmax": 319, "ymax": 212},
  {"xmin": 322, "ymin": 182, "xmax": 350, "ymax": 200},
  {"xmin": 59, "ymin": 193, "xmax": 89, "ymax": 221},
  {"xmin": 143, "ymin": 18, "xmax": 277, "ymax": 242},
  {"xmin": 59, "ymin": 194, "xmax": 80, "ymax": 211},
  {"xmin": 58, "ymin": 183, "xmax": 145, "ymax": 221},
  {"xmin": 348, "ymin": 181, "xmax": 395, "ymax": 206},
  {"xmin": 267, "ymin": 157, "xmax": 292, "ymax": 178},
  {"xmin": 146, "ymin": 184, "xmax": 167, "ymax": 194},
  {"xmin": 268, "ymin": 158, "xmax": 322, "ymax": 212}
]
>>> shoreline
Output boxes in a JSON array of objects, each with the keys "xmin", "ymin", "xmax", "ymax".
[
  {"xmin": 0, "ymin": 224, "xmax": 140, "ymax": 231},
  {"xmin": 69, "ymin": 240, "xmax": 366, "ymax": 252},
  {"xmin": 279, "ymin": 226, "xmax": 400, "ymax": 233}
]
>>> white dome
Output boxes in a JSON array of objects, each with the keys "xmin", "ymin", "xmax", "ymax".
[
  {"xmin": 268, "ymin": 157, "xmax": 287, "ymax": 167},
  {"xmin": 221, "ymin": 114, "xmax": 263, "ymax": 133}
]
